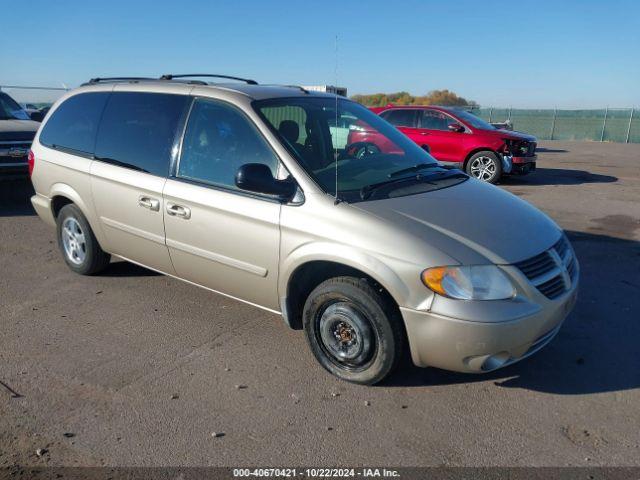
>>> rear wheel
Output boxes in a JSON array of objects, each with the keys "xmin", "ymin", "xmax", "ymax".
[
  {"xmin": 56, "ymin": 204, "xmax": 110, "ymax": 275},
  {"xmin": 303, "ymin": 276, "xmax": 405, "ymax": 385},
  {"xmin": 466, "ymin": 151, "xmax": 502, "ymax": 184}
]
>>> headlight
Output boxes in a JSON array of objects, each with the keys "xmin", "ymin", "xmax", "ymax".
[{"xmin": 421, "ymin": 265, "xmax": 515, "ymax": 300}]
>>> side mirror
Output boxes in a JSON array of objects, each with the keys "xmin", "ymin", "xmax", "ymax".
[
  {"xmin": 448, "ymin": 123, "xmax": 464, "ymax": 133},
  {"xmin": 235, "ymin": 163, "xmax": 296, "ymax": 200}
]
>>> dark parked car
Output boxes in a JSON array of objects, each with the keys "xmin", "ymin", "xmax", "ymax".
[{"xmin": 0, "ymin": 91, "xmax": 39, "ymax": 176}]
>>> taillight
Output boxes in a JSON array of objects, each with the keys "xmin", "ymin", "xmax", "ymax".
[{"xmin": 28, "ymin": 149, "xmax": 35, "ymax": 177}]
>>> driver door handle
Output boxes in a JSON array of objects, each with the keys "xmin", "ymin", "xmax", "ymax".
[
  {"xmin": 166, "ymin": 202, "xmax": 191, "ymax": 219},
  {"xmin": 138, "ymin": 195, "xmax": 160, "ymax": 211}
]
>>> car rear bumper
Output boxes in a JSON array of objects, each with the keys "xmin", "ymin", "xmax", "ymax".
[
  {"xmin": 31, "ymin": 194, "xmax": 56, "ymax": 227},
  {"xmin": 400, "ymin": 282, "xmax": 578, "ymax": 373}
]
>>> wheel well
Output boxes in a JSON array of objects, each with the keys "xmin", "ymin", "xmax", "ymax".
[
  {"xmin": 51, "ymin": 195, "xmax": 73, "ymax": 218},
  {"xmin": 284, "ymin": 261, "xmax": 399, "ymax": 330},
  {"xmin": 463, "ymin": 148, "xmax": 499, "ymax": 171}
]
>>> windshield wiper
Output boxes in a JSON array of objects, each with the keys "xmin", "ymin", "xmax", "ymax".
[
  {"xmin": 388, "ymin": 163, "xmax": 439, "ymax": 178},
  {"xmin": 360, "ymin": 170, "xmax": 467, "ymax": 200},
  {"xmin": 360, "ymin": 174, "xmax": 437, "ymax": 200}
]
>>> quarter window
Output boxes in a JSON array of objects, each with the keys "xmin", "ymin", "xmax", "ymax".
[
  {"xmin": 94, "ymin": 92, "xmax": 188, "ymax": 176},
  {"xmin": 39, "ymin": 92, "xmax": 110, "ymax": 154},
  {"xmin": 380, "ymin": 109, "xmax": 419, "ymax": 128},
  {"xmin": 177, "ymin": 98, "xmax": 279, "ymax": 191}
]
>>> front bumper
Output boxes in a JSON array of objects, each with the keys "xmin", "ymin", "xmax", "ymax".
[
  {"xmin": 400, "ymin": 282, "xmax": 578, "ymax": 373},
  {"xmin": 0, "ymin": 161, "xmax": 28, "ymax": 176},
  {"xmin": 501, "ymin": 154, "xmax": 537, "ymax": 175}
]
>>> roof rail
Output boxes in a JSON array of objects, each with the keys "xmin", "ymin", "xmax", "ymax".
[
  {"xmin": 282, "ymin": 85, "xmax": 309, "ymax": 94},
  {"xmin": 260, "ymin": 84, "xmax": 310, "ymax": 94},
  {"xmin": 83, "ymin": 77, "xmax": 156, "ymax": 86},
  {"xmin": 159, "ymin": 74, "xmax": 258, "ymax": 85}
]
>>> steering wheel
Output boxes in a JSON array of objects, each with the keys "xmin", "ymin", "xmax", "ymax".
[{"xmin": 342, "ymin": 142, "xmax": 381, "ymax": 160}]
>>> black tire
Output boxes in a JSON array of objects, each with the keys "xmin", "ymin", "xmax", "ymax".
[
  {"xmin": 302, "ymin": 276, "xmax": 405, "ymax": 385},
  {"xmin": 465, "ymin": 151, "xmax": 502, "ymax": 184},
  {"xmin": 56, "ymin": 204, "xmax": 110, "ymax": 275}
]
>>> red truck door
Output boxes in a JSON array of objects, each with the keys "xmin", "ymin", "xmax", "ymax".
[{"xmin": 417, "ymin": 110, "xmax": 465, "ymax": 164}]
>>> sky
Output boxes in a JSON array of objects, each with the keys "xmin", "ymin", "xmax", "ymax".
[{"xmin": 1, "ymin": 0, "xmax": 638, "ymax": 108}]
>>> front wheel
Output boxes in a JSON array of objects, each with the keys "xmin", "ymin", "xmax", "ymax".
[
  {"xmin": 303, "ymin": 277, "xmax": 405, "ymax": 385},
  {"xmin": 466, "ymin": 151, "xmax": 502, "ymax": 184}
]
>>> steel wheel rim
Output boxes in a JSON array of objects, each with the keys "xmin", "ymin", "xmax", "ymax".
[
  {"xmin": 317, "ymin": 302, "xmax": 375, "ymax": 370},
  {"xmin": 470, "ymin": 156, "xmax": 497, "ymax": 181},
  {"xmin": 61, "ymin": 217, "xmax": 86, "ymax": 265}
]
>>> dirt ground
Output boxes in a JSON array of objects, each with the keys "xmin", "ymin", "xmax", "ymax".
[{"xmin": 1, "ymin": 141, "xmax": 639, "ymax": 468}]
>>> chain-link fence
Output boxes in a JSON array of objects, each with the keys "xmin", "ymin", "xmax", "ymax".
[{"xmin": 476, "ymin": 107, "xmax": 639, "ymax": 143}]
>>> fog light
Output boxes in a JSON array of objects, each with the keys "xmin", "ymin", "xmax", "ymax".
[
  {"xmin": 481, "ymin": 352, "xmax": 511, "ymax": 371},
  {"xmin": 464, "ymin": 351, "xmax": 512, "ymax": 372}
]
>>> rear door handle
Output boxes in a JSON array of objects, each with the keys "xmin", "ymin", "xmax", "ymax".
[
  {"xmin": 419, "ymin": 131, "xmax": 429, "ymax": 136},
  {"xmin": 138, "ymin": 195, "xmax": 160, "ymax": 211},
  {"xmin": 166, "ymin": 202, "xmax": 191, "ymax": 219}
]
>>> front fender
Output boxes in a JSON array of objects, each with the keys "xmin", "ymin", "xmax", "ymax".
[{"xmin": 279, "ymin": 241, "xmax": 414, "ymax": 310}]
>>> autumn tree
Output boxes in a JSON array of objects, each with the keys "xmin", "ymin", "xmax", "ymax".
[{"xmin": 351, "ymin": 89, "xmax": 476, "ymax": 107}]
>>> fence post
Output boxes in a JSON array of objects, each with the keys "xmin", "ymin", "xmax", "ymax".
[
  {"xmin": 626, "ymin": 108, "xmax": 634, "ymax": 144},
  {"xmin": 550, "ymin": 108, "xmax": 557, "ymax": 140},
  {"xmin": 488, "ymin": 108, "xmax": 493, "ymax": 123},
  {"xmin": 600, "ymin": 107, "xmax": 608, "ymax": 142}
]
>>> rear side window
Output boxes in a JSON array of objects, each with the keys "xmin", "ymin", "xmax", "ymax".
[
  {"xmin": 94, "ymin": 92, "xmax": 189, "ymax": 176},
  {"xmin": 380, "ymin": 109, "xmax": 419, "ymax": 128},
  {"xmin": 39, "ymin": 92, "xmax": 109, "ymax": 154}
]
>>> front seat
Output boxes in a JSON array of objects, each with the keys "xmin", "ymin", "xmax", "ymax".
[{"xmin": 278, "ymin": 120, "xmax": 322, "ymax": 171}]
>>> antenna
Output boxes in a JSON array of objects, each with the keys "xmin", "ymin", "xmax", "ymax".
[{"xmin": 334, "ymin": 34, "xmax": 340, "ymax": 205}]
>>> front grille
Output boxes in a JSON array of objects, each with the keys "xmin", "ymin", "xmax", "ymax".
[
  {"xmin": 514, "ymin": 250, "xmax": 555, "ymax": 279},
  {"xmin": 514, "ymin": 236, "xmax": 576, "ymax": 299},
  {"xmin": 538, "ymin": 275, "xmax": 566, "ymax": 299}
]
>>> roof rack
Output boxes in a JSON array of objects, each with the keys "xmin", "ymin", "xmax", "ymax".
[
  {"xmin": 83, "ymin": 77, "xmax": 156, "ymax": 86},
  {"xmin": 260, "ymin": 84, "xmax": 310, "ymax": 94},
  {"xmin": 159, "ymin": 74, "xmax": 258, "ymax": 85},
  {"xmin": 282, "ymin": 85, "xmax": 309, "ymax": 94}
]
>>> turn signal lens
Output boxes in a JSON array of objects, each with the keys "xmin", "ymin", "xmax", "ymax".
[
  {"xmin": 421, "ymin": 265, "xmax": 515, "ymax": 300},
  {"xmin": 421, "ymin": 267, "xmax": 449, "ymax": 296}
]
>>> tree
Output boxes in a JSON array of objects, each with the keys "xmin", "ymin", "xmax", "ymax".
[{"xmin": 351, "ymin": 89, "xmax": 475, "ymax": 107}]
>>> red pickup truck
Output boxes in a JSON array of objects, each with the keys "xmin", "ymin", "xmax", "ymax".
[{"xmin": 348, "ymin": 105, "xmax": 537, "ymax": 184}]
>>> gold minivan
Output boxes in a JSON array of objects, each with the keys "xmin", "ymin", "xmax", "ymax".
[{"xmin": 30, "ymin": 75, "xmax": 578, "ymax": 384}]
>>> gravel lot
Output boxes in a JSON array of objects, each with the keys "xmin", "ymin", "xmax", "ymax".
[{"xmin": 1, "ymin": 141, "xmax": 639, "ymax": 468}]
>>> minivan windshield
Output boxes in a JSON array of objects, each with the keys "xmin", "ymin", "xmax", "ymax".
[
  {"xmin": 451, "ymin": 109, "xmax": 496, "ymax": 130},
  {"xmin": 0, "ymin": 93, "xmax": 30, "ymax": 120},
  {"xmin": 254, "ymin": 97, "xmax": 466, "ymax": 202}
]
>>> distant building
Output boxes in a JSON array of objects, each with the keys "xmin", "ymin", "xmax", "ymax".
[{"xmin": 302, "ymin": 85, "xmax": 347, "ymax": 97}]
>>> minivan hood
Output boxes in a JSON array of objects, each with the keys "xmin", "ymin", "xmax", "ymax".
[{"xmin": 353, "ymin": 179, "xmax": 561, "ymax": 265}]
